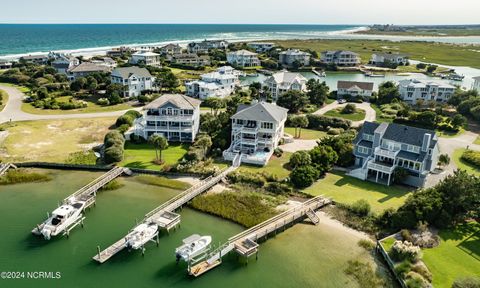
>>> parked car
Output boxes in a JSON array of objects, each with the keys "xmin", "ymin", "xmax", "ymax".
[{"xmin": 337, "ymin": 99, "xmax": 347, "ymax": 104}]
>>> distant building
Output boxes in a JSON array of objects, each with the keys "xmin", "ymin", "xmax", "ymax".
[
  {"xmin": 226, "ymin": 50, "xmax": 260, "ymax": 67},
  {"xmin": 51, "ymin": 54, "xmax": 80, "ymax": 74},
  {"xmin": 337, "ymin": 81, "xmax": 374, "ymax": 98},
  {"xmin": 129, "ymin": 51, "xmax": 161, "ymax": 67},
  {"xmin": 168, "ymin": 53, "xmax": 211, "ymax": 67},
  {"xmin": 133, "ymin": 94, "xmax": 201, "ymax": 142},
  {"xmin": 159, "ymin": 44, "xmax": 182, "ymax": 55},
  {"xmin": 187, "ymin": 40, "xmax": 229, "ymax": 54},
  {"xmin": 90, "ymin": 57, "xmax": 117, "ymax": 70},
  {"xmin": 185, "ymin": 66, "xmax": 241, "ymax": 99},
  {"xmin": 473, "ymin": 76, "xmax": 480, "ymax": 92},
  {"xmin": 0, "ymin": 60, "xmax": 13, "ymax": 70},
  {"xmin": 110, "ymin": 67, "xmax": 156, "ymax": 97},
  {"xmin": 263, "ymin": 72, "xmax": 308, "ymax": 101},
  {"xmin": 68, "ymin": 62, "xmax": 110, "ymax": 79},
  {"xmin": 247, "ymin": 42, "xmax": 276, "ymax": 53},
  {"xmin": 320, "ymin": 50, "xmax": 361, "ymax": 66},
  {"xmin": 370, "ymin": 53, "xmax": 409, "ymax": 66},
  {"xmin": 20, "ymin": 55, "xmax": 49, "ymax": 65},
  {"xmin": 106, "ymin": 47, "xmax": 133, "ymax": 58},
  {"xmin": 348, "ymin": 121, "xmax": 439, "ymax": 187},
  {"xmin": 223, "ymin": 101, "xmax": 288, "ymax": 166},
  {"xmin": 279, "ymin": 49, "xmax": 311, "ymax": 67},
  {"xmin": 398, "ymin": 79, "xmax": 456, "ymax": 104}
]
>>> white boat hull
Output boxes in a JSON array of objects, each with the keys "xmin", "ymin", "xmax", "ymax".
[{"xmin": 175, "ymin": 235, "xmax": 212, "ymax": 262}]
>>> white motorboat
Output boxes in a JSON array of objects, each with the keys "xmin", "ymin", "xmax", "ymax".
[
  {"xmin": 125, "ymin": 223, "xmax": 159, "ymax": 250},
  {"xmin": 175, "ymin": 234, "xmax": 212, "ymax": 262},
  {"xmin": 32, "ymin": 198, "xmax": 86, "ymax": 240}
]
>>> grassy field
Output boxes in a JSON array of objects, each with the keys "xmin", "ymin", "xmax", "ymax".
[
  {"xmin": 324, "ymin": 107, "xmax": 366, "ymax": 121},
  {"xmin": 239, "ymin": 152, "xmax": 292, "ymax": 179},
  {"xmin": 21, "ymin": 95, "xmax": 132, "ymax": 115},
  {"xmin": 284, "ymin": 127, "xmax": 328, "ymax": 140},
  {"xmin": 0, "ymin": 118, "xmax": 115, "ymax": 162},
  {"xmin": 303, "ymin": 172, "xmax": 413, "ymax": 213},
  {"xmin": 0, "ymin": 89, "xmax": 8, "ymax": 112},
  {"xmin": 475, "ymin": 136, "xmax": 480, "ymax": 145},
  {"xmin": 356, "ymin": 28, "xmax": 480, "ymax": 37},
  {"xmin": 452, "ymin": 148, "xmax": 480, "ymax": 176},
  {"xmin": 371, "ymin": 104, "xmax": 394, "ymax": 123},
  {"xmin": 0, "ymin": 82, "xmax": 31, "ymax": 93},
  {"xmin": 274, "ymin": 39, "xmax": 480, "ymax": 68},
  {"xmin": 422, "ymin": 222, "xmax": 480, "ymax": 287},
  {"xmin": 119, "ymin": 142, "xmax": 189, "ymax": 170}
]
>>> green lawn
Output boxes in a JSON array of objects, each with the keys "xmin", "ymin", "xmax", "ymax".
[
  {"xmin": 119, "ymin": 142, "xmax": 189, "ymax": 170},
  {"xmin": 0, "ymin": 82, "xmax": 31, "ymax": 93},
  {"xmin": 436, "ymin": 128, "xmax": 465, "ymax": 138},
  {"xmin": 324, "ymin": 107, "xmax": 366, "ymax": 121},
  {"xmin": 274, "ymin": 39, "xmax": 480, "ymax": 69},
  {"xmin": 284, "ymin": 127, "xmax": 328, "ymax": 140},
  {"xmin": 452, "ymin": 149, "xmax": 480, "ymax": 176},
  {"xmin": 422, "ymin": 222, "xmax": 480, "ymax": 288},
  {"xmin": 474, "ymin": 136, "xmax": 480, "ymax": 145},
  {"xmin": 239, "ymin": 152, "xmax": 292, "ymax": 179},
  {"xmin": 303, "ymin": 172, "xmax": 413, "ymax": 213},
  {"xmin": 371, "ymin": 104, "xmax": 394, "ymax": 123},
  {"xmin": 0, "ymin": 89, "xmax": 8, "ymax": 112}
]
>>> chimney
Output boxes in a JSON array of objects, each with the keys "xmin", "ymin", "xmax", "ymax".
[{"xmin": 422, "ymin": 133, "xmax": 431, "ymax": 152}]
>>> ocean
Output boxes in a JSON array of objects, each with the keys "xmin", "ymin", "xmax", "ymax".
[{"xmin": 1, "ymin": 24, "xmax": 480, "ymax": 58}]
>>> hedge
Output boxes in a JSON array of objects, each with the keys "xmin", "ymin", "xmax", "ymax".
[{"xmin": 461, "ymin": 150, "xmax": 480, "ymax": 168}]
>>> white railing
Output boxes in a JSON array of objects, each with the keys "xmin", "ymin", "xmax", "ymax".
[
  {"xmin": 232, "ymin": 125, "xmax": 259, "ymax": 133},
  {"xmin": 375, "ymin": 147, "xmax": 400, "ymax": 159},
  {"xmin": 367, "ymin": 161, "xmax": 395, "ymax": 174}
]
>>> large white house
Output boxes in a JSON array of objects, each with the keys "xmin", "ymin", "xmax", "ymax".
[
  {"xmin": 133, "ymin": 94, "xmax": 201, "ymax": 142},
  {"xmin": 473, "ymin": 76, "xmax": 480, "ymax": 92},
  {"xmin": 51, "ymin": 54, "xmax": 79, "ymax": 74},
  {"xmin": 185, "ymin": 66, "xmax": 241, "ymax": 99},
  {"xmin": 263, "ymin": 72, "xmax": 308, "ymax": 101},
  {"xmin": 337, "ymin": 81, "xmax": 374, "ymax": 98},
  {"xmin": 370, "ymin": 53, "xmax": 409, "ymax": 66},
  {"xmin": 320, "ymin": 50, "xmax": 361, "ymax": 66},
  {"xmin": 187, "ymin": 40, "xmax": 229, "ymax": 54},
  {"xmin": 111, "ymin": 67, "xmax": 156, "ymax": 97},
  {"xmin": 223, "ymin": 101, "xmax": 288, "ymax": 166},
  {"xmin": 279, "ymin": 49, "xmax": 311, "ymax": 67},
  {"xmin": 159, "ymin": 44, "xmax": 182, "ymax": 55},
  {"xmin": 247, "ymin": 42, "xmax": 276, "ymax": 53},
  {"xmin": 398, "ymin": 79, "xmax": 456, "ymax": 104},
  {"xmin": 129, "ymin": 51, "xmax": 161, "ymax": 67},
  {"xmin": 227, "ymin": 50, "xmax": 260, "ymax": 67},
  {"xmin": 168, "ymin": 53, "xmax": 211, "ymax": 67}
]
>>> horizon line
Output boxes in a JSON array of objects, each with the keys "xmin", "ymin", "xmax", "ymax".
[{"xmin": 0, "ymin": 22, "xmax": 479, "ymax": 26}]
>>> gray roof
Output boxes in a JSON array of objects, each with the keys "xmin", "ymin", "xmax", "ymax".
[
  {"xmin": 69, "ymin": 62, "xmax": 109, "ymax": 73},
  {"xmin": 232, "ymin": 102, "xmax": 288, "ymax": 122},
  {"xmin": 338, "ymin": 81, "xmax": 374, "ymax": 91},
  {"xmin": 397, "ymin": 150, "xmax": 426, "ymax": 162},
  {"xmin": 111, "ymin": 67, "xmax": 152, "ymax": 79},
  {"xmin": 144, "ymin": 94, "xmax": 201, "ymax": 110},
  {"xmin": 382, "ymin": 122, "xmax": 437, "ymax": 148},
  {"xmin": 472, "ymin": 76, "xmax": 480, "ymax": 81},
  {"xmin": 357, "ymin": 140, "xmax": 373, "ymax": 148}
]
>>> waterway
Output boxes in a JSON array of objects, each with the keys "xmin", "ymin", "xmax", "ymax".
[{"xmin": 0, "ymin": 169, "xmax": 384, "ymax": 287}]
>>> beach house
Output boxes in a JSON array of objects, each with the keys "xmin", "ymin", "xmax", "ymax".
[
  {"xmin": 348, "ymin": 121, "xmax": 440, "ymax": 187},
  {"xmin": 370, "ymin": 53, "xmax": 409, "ymax": 66},
  {"xmin": 159, "ymin": 44, "xmax": 182, "ymax": 55},
  {"xmin": 337, "ymin": 81, "xmax": 374, "ymax": 98},
  {"xmin": 398, "ymin": 79, "xmax": 456, "ymax": 104},
  {"xmin": 320, "ymin": 50, "xmax": 361, "ymax": 66},
  {"xmin": 279, "ymin": 49, "xmax": 311, "ymax": 67},
  {"xmin": 68, "ymin": 62, "xmax": 110, "ymax": 79},
  {"xmin": 129, "ymin": 51, "xmax": 161, "ymax": 67},
  {"xmin": 227, "ymin": 50, "xmax": 260, "ymax": 68},
  {"xmin": 185, "ymin": 66, "xmax": 240, "ymax": 99},
  {"xmin": 51, "ymin": 54, "xmax": 80, "ymax": 74},
  {"xmin": 168, "ymin": 53, "xmax": 211, "ymax": 67},
  {"xmin": 187, "ymin": 40, "xmax": 229, "ymax": 54},
  {"xmin": 223, "ymin": 101, "xmax": 288, "ymax": 166},
  {"xmin": 247, "ymin": 42, "xmax": 276, "ymax": 53},
  {"xmin": 110, "ymin": 67, "xmax": 156, "ymax": 97},
  {"xmin": 132, "ymin": 94, "xmax": 201, "ymax": 142},
  {"xmin": 263, "ymin": 71, "xmax": 308, "ymax": 101}
]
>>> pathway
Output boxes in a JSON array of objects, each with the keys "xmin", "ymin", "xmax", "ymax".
[
  {"xmin": 313, "ymin": 101, "xmax": 376, "ymax": 127},
  {"xmin": 280, "ymin": 139, "xmax": 318, "ymax": 153}
]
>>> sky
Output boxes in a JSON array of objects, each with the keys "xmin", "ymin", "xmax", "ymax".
[{"xmin": 1, "ymin": 0, "xmax": 479, "ymax": 25}]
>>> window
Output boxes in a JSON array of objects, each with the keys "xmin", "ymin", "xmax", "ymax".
[
  {"xmin": 261, "ymin": 122, "xmax": 273, "ymax": 129},
  {"xmin": 406, "ymin": 145, "xmax": 420, "ymax": 153},
  {"xmin": 363, "ymin": 134, "xmax": 374, "ymax": 142},
  {"xmin": 358, "ymin": 146, "xmax": 370, "ymax": 154}
]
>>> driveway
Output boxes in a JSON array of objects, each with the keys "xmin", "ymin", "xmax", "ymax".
[
  {"xmin": 280, "ymin": 139, "xmax": 318, "ymax": 153},
  {"xmin": 313, "ymin": 101, "xmax": 376, "ymax": 127}
]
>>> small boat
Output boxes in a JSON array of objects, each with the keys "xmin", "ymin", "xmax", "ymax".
[
  {"xmin": 364, "ymin": 71, "xmax": 385, "ymax": 78},
  {"xmin": 175, "ymin": 234, "xmax": 212, "ymax": 262},
  {"xmin": 125, "ymin": 223, "xmax": 159, "ymax": 250},
  {"xmin": 32, "ymin": 198, "xmax": 86, "ymax": 240}
]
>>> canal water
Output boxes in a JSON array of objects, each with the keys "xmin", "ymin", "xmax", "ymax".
[{"xmin": 0, "ymin": 169, "xmax": 382, "ymax": 288}]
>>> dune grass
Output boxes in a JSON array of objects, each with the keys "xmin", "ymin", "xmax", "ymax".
[
  {"xmin": 119, "ymin": 142, "xmax": 189, "ymax": 170},
  {"xmin": 303, "ymin": 172, "xmax": 412, "ymax": 213}
]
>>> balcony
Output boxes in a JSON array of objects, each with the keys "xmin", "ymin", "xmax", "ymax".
[
  {"xmin": 145, "ymin": 115, "xmax": 195, "ymax": 121},
  {"xmin": 233, "ymin": 124, "xmax": 259, "ymax": 133},
  {"xmin": 367, "ymin": 160, "xmax": 395, "ymax": 174},
  {"xmin": 375, "ymin": 147, "xmax": 400, "ymax": 159}
]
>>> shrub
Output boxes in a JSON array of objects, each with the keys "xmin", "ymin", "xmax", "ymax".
[
  {"xmin": 401, "ymin": 229, "xmax": 413, "ymax": 242},
  {"xmin": 97, "ymin": 98, "xmax": 110, "ymax": 106},
  {"xmin": 306, "ymin": 114, "xmax": 351, "ymax": 130},
  {"xmin": 391, "ymin": 241, "xmax": 422, "ymax": 262},
  {"xmin": 116, "ymin": 124, "xmax": 131, "ymax": 134},
  {"xmin": 349, "ymin": 199, "xmax": 371, "ymax": 216},
  {"xmin": 411, "ymin": 263, "xmax": 432, "ymax": 283},
  {"xmin": 461, "ymin": 150, "xmax": 480, "ymax": 168},
  {"xmin": 265, "ymin": 182, "xmax": 291, "ymax": 195},
  {"xmin": 289, "ymin": 151, "xmax": 311, "ymax": 168},
  {"xmin": 394, "ymin": 259, "xmax": 413, "ymax": 278},
  {"xmin": 452, "ymin": 276, "xmax": 480, "ymax": 288},
  {"xmin": 290, "ymin": 165, "xmax": 319, "ymax": 188},
  {"xmin": 405, "ymin": 271, "xmax": 429, "ymax": 288},
  {"xmin": 342, "ymin": 103, "xmax": 356, "ymax": 114},
  {"xmin": 274, "ymin": 147, "xmax": 283, "ymax": 157},
  {"xmin": 357, "ymin": 239, "xmax": 376, "ymax": 251},
  {"xmin": 115, "ymin": 114, "xmax": 134, "ymax": 127},
  {"xmin": 327, "ymin": 127, "xmax": 343, "ymax": 135},
  {"xmin": 227, "ymin": 171, "xmax": 266, "ymax": 188},
  {"xmin": 104, "ymin": 146, "xmax": 124, "ymax": 163},
  {"xmin": 65, "ymin": 151, "xmax": 97, "ymax": 165}
]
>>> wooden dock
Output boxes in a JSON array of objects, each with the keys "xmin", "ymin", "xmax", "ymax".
[
  {"xmin": 188, "ymin": 196, "xmax": 331, "ymax": 277},
  {"xmin": 93, "ymin": 154, "xmax": 242, "ymax": 264},
  {"xmin": 0, "ymin": 162, "xmax": 16, "ymax": 176}
]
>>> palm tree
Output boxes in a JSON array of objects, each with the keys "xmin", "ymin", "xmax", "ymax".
[
  {"xmin": 196, "ymin": 136, "xmax": 212, "ymax": 160},
  {"xmin": 149, "ymin": 134, "xmax": 169, "ymax": 163}
]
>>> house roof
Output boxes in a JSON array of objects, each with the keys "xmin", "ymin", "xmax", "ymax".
[
  {"xmin": 280, "ymin": 49, "xmax": 310, "ymax": 56},
  {"xmin": 268, "ymin": 72, "xmax": 307, "ymax": 85},
  {"xmin": 232, "ymin": 101, "xmax": 288, "ymax": 122},
  {"xmin": 132, "ymin": 51, "xmax": 160, "ymax": 57},
  {"xmin": 382, "ymin": 122, "xmax": 437, "ymax": 148},
  {"xmin": 161, "ymin": 43, "xmax": 181, "ymax": 49},
  {"xmin": 322, "ymin": 50, "xmax": 359, "ymax": 56},
  {"xmin": 337, "ymin": 81, "xmax": 374, "ymax": 91},
  {"xmin": 399, "ymin": 79, "xmax": 455, "ymax": 89},
  {"xmin": 144, "ymin": 94, "xmax": 201, "ymax": 110},
  {"xmin": 69, "ymin": 62, "xmax": 109, "ymax": 73},
  {"xmin": 111, "ymin": 67, "xmax": 152, "ymax": 79},
  {"xmin": 228, "ymin": 50, "xmax": 258, "ymax": 56}
]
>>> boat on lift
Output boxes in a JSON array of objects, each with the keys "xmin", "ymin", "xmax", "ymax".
[
  {"xmin": 125, "ymin": 223, "xmax": 159, "ymax": 250},
  {"xmin": 175, "ymin": 234, "xmax": 212, "ymax": 262},
  {"xmin": 32, "ymin": 197, "xmax": 86, "ymax": 240}
]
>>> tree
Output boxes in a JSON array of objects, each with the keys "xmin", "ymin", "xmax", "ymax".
[
  {"xmin": 451, "ymin": 114, "xmax": 467, "ymax": 128},
  {"xmin": 149, "ymin": 134, "xmax": 169, "ymax": 163},
  {"xmin": 204, "ymin": 98, "xmax": 226, "ymax": 116},
  {"xmin": 195, "ymin": 135, "xmax": 213, "ymax": 160},
  {"xmin": 290, "ymin": 165, "xmax": 319, "ymax": 188},
  {"xmin": 289, "ymin": 151, "xmax": 312, "ymax": 168},
  {"xmin": 289, "ymin": 115, "xmax": 309, "ymax": 138},
  {"xmin": 306, "ymin": 79, "xmax": 329, "ymax": 106},
  {"xmin": 438, "ymin": 154, "xmax": 451, "ymax": 169},
  {"xmin": 157, "ymin": 69, "xmax": 179, "ymax": 91},
  {"xmin": 86, "ymin": 76, "xmax": 98, "ymax": 94},
  {"xmin": 309, "ymin": 145, "xmax": 338, "ymax": 173},
  {"xmin": 342, "ymin": 103, "xmax": 356, "ymax": 114},
  {"xmin": 377, "ymin": 81, "xmax": 400, "ymax": 104},
  {"xmin": 426, "ymin": 65, "xmax": 437, "ymax": 74},
  {"xmin": 70, "ymin": 77, "xmax": 87, "ymax": 92},
  {"xmin": 277, "ymin": 90, "xmax": 310, "ymax": 113},
  {"xmin": 392, "ymin": 167, "xmax": 409, "ymax": 184},
  {"xmin": 36, "ymin": 87, "xmax": 49, "ymax": 99}
]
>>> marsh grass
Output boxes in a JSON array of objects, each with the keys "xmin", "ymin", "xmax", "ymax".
[
  {"xmin": 0, "ymin": 169, "xmax": 52, "ymax": 185},
  {"xmin": 135, "ymin": 175, "xmax": 191, "ymax": 190}
]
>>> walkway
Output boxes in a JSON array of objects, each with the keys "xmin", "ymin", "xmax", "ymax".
[{"xmin": 313, "ymin": 101, "xmax": 376, "ymax": 127}]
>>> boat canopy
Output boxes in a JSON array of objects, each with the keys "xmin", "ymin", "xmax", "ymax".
[
  {"xmin": 52, "ymin": 205, "xmax": 74, "ymax": 217},
  {"xmin": 182, "ymin": 234, "xmax": 201, "ymax": 244}
]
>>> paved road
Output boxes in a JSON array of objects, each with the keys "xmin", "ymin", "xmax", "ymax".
[{"xmin": 313, "ymin": 101, "xmax": 376, "ymax": 127}]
